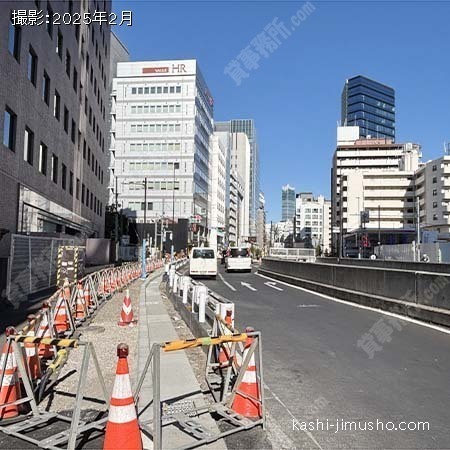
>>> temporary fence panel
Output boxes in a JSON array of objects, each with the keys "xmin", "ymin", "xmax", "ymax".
[{"xmin": 7, "ymin": 235, "xmax": 83, "ymax": 306}]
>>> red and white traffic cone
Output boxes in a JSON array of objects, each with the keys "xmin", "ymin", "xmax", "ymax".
[
  {"xmin": 23, "ymin": 315, "xmax": 41, "ymax": 381},
  {"xmin": 53, "ymin": 292, "xmax": 69, "ymax": 334},
  {"xmin": 84, "ymin": 282, "xmax": 94, "ymax": 311},
  {"xmin": 232, "ymin": 327, "xmax": 262, "ymax": 418},
  {"xmin": 0, "ymin": 329, "xmax": 20, "ymax": 420},
  {"xmin": 38, "ymin": 303, "xmax": 54, "ymax": 359},
  {"xmin": 75, "ymin": 281, "xmax": 87, "ymax": 320},
  {"xmin": 118, "ymin": 289, "xmax": 137, "ymax": 327},
  {"xmin": 103, "ymin": 344, "xmax": 142, "ymax": 450}
]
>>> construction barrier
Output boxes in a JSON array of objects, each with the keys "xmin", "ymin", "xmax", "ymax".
[{"xmin": 135, "ymin": 329, "xmax": 265, "ymax": 450}]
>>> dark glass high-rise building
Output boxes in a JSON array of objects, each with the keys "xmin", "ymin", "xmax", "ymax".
[{"xmin": 341, "ymin": 75, "xmax": 395, "ymax": 140}]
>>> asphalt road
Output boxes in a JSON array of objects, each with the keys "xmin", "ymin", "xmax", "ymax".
[{"xmin": 197, "ymin": 263, "xmax": 450, "ymax": 449}]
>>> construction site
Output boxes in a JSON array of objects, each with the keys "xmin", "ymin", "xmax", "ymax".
[{"xmin": 0, "ymin": 256, "xmax": 268, "ymax": 450}]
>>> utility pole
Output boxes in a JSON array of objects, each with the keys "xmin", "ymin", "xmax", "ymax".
[
  {"xmin": 141, "ymin": 177, "xmax": 147, "ymax": 279},
  {"xmin": 416, "ymin": 196, "xmax": 421, "ymax": 261},
  {"xmin": 171, "ymin": 162, "xmax": 179, "ymax": 261},
  {"xmin": 154, "ymin": 215, "xmax": 158, "ymax": 259},
  {"xmin": 114, "ymin": 177, "xmax": 119, "ymax": 245}
]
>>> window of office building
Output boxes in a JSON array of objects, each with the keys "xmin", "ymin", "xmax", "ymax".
[
  {"xmin": 23, "ymin": 127, "xmax": 34, "ymax": 165},
  {"xmin": 51, "ymin": 154, "xmax": 58, "ymax": 183},
  {"xmin": 39, "ymin": 142, "xmax": 47, "ymax": 175},
  {"xmin": 42, "ymin": 71, "xmax": 50, "ymax": 105},
  {"xmin": 46, "ymin": 3, "xmax": 53, "ymax": 37},
  {"xmin": 69, "ymin": 171, "xmax": 73, "ymax": 195},
  {"xmin": 65, "ymin": 50, "xmax": 71, "ymax": 77},
  {"xmin": 54, "ymin": 90, "xmax": 60, "ymax": 120},
  {"xmin": 76, "ymin": 178, "xmax": 80, "ymax": 199},
  {"xmin": 28, "ymin": 46, "xmax": 37, "ymax": 86},
  {"xmin": 64, "ymin": 106, "xmax": 69, "ymax": 133},
  {"xmin": 3, "ymin": 107, "xmax": 17, "ymax": 151},
  {"xmin": 56, "ymin": 28, "xmax": 63, "ymax": 59},
  {"xmin": 71, "ymin": 120, "xmax": 76, "ymax": 143},
  {"xmin": 8, "ymin": 19, "xmax": 21, "ymax": 61},
  {"xmin": 61, "ymin": 163, "xmax": 67, "ymax": 190}
]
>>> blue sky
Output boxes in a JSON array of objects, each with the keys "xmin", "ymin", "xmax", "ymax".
[{"xmin": 112, "ymin": 1, "xmax": 450, "ymax": 222}]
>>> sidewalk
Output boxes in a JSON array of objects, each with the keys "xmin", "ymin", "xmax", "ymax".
[{"xmin": 137, "ymin": 275, "xmax": 226, "ymax": 450}]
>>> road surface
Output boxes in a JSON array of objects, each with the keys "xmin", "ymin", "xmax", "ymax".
[{"xmin": 194, "ymin": 263, "xmax": 450, "ymax": 449}]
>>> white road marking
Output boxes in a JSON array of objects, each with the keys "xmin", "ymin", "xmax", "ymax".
[
  {"xmin": 256, "ymin": 271, "xmax": 450, "ymax": 336},
  {"xmin": 297, "ymin": 304, "xmax": 321, "ymax": 308},
  {"xmin": 264, "ymin": 382, "xmax": 323, "ymax": 450},
  {"xmin": 264, "ymin": 281, "xmax": 283, "ymax": 291},
  {"xmin": 218, "ymin": 273, "xmax": 236, "ymax": 291},
  {"xmin": 241, "ymin": 281, "xmax": 257, "ymax": 291}
]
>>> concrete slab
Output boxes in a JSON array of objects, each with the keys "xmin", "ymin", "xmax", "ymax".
[{"xmin": 137, "ymin": 274, "xmax": 226, "ymax": 450}]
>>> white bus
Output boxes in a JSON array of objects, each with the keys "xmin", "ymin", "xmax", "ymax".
[
  {"xmin": 189, "ymin": 247, "xmax": 217, "ymax": 278},
  {"xmin": 225, "ymin": 247, "xmax": 252, "ymax": 272}
]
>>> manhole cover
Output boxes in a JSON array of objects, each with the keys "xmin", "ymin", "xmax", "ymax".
[{"xmin": 83, "ymin": 325, "xmax": 106, "ymax": 333}]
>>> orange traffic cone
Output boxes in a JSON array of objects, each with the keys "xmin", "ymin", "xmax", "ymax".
[
  {"xmin": 75, "ymin": 281, "xmax": 87, "ymax": 320},
  {"xmin": 84, "ymin": 282, "xmax": 94, "ymax": 310},
  {"xmin": 24, "ymin": 316, "xmax": 41, "ymax": 381},
  {"xmin": 38, "ymin": 303, "xmax": 54, "ymax": 359},
  {"xmin": 118, "ymin": 289, "xmax": 136, "ymax": 327},
  {"xmin": 0, "ymin": 329, "xmax": 20, "ymax": 420},
  {"xmin": 53, "ymin": 292, "xmax": 69, "ymax": 334},
  {"xmin": 103, "ymin": 344, "xmax": 142, "ymax": 450},
  {"xmin": 232, "ymin": 327, "xmax": 261, "ymax": 419},
  {"xmin": 63, "ymin": 278, "xmax": 71, "ymax": 301}
]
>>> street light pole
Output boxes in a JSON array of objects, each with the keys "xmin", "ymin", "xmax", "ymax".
[
  {"xmin": 141, "ymin": 177, "xmax": 147, "ymax": 279},
  {"xmin": 171, "ymin": 162, "xmax": 179, "ymax": 261}
]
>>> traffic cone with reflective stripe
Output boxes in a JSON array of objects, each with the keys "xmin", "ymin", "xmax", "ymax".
[
  {"xmin": 103, "ymin": 344, "xmax": 142, "ymax": 450},
  {"xmin": 53, "ymin": 292, "xmax": 69, "ymax": 334},
  {"xmin": 24, "ymin": 316, "xmax": 41, "ymax": 381},
  {"xmin": 63, "ymin": 278, "xmax": 71, "ymax": 302},
  {"xmin": 75, "ymin": 281, "xmax": 87, "ymax": 320},
  {"xmin": 84, "ymin": 282, "xmax": 94, "ymax": 311},
  {"xmin": 38, "ymin": 303, "xmax": 54, "ymax": 359},
  {"xmin": 118, "ymin": 289, "xmax": 137, "ymax": 327},
  {"xmin": 232, "ymin": 327, "xmax": 261, "ymax": 418},
  {"xmin": 0, "ymin": 329, "xmax": 20, "ymax": 420}
]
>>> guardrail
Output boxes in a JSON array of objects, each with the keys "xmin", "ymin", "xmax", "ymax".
[
  {"xmin": 165, "ymin": 260, "xmax": 235, "ymax": 327},
  {"xmin": 268, "ymin": 247, "xmax": 316, "ymax": 262}
]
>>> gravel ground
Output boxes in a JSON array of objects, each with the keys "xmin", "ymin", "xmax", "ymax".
[{"xmin": 40, "ymin": 280, "xmax": 143, "ymax": 415}]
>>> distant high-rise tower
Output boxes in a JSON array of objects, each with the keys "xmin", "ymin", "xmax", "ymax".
[
  {"xmin": 341, "ymin": 75, "xmax": 395, "ymax": 140},
  {"xmin": 281, "ymin": 184, "xmax": 296, "ymax": 222}
]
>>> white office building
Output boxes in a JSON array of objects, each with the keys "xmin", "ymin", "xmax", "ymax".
[
  {"xmin": 109, "ymin": 59, "xmax": 214, "ymax": 246},
  {"xmin": 331, "ymin": 126, "xmax": 421, "ymax": 254},
  {"xmin": 208, "ymin": 133, "xmax": 228, "ymax": 252},
  {"xmin": 295, "ymin": 193, "xmax": 331, "ymax": 253},
  {"xmin": 229, "ymin": 169, "xmax": 245, "ymax": 246}
]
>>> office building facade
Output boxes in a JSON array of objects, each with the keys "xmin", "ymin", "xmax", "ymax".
[
  {"xmin": 281, "ymin": 184, "xmax": 296, "ymax": 222},
  {"xmin": 109, "ymin": 59, "xmax": 214, "ymax": 248},
  {"xmin": 331, "ymin": 126, "xmax": 421, "ymax": 255},
  {"xmin": 0, "ymin": 1, "xmax": 112, "ymax": 258},
  {"xmin": 295, "ymin": 193, "xmax": 331, "ymax": 253},
  {"xmin": 342, "ymin": 75, "xmax": 395, "ymax": 140}
]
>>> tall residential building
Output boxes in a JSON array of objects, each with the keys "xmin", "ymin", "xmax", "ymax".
[
  {"xmin": 295, "ymin": 193, "xmax": 331, "ymax": 253},
  {"xmin": 208, "ymin": 134, "xmax": 228, "ymax": 252},
  {"xmin": 110, "ymin": 59, "xmax": 214, "ymax": 249},
  {"xmin": 216, "ymin": 119, "xmax": 260, "ymax": 238},
  {"xmin": 331, "ymin": 126, "xmax": 421, "ymax": 255},
  {"xmin": 281, "ymin": 184, "xmax": 296, "ymax": 222},
  {"xmin": 341, "ymin": 75, "xmax": 395, "ymax": 140},
  {"xmin": 0, "ymin": 2, "xmax": 112, "ymax": 255}
]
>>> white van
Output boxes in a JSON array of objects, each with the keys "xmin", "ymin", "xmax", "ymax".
[
  {"xmin": 225, "ymin": 247, "xmax": 252, "ymax": 272},
  {"xmin": 189, "ymin": 247, "xmax": 217, "ymax": 278}
]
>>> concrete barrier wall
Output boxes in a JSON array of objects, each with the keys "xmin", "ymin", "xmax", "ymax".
[
  {"xmin": 261, "ymin": 258, "xmax": 450, "ymax": 311},
  {"xmin": 317, "ymin": 257, "xmax": 450, "ymax": 274}
]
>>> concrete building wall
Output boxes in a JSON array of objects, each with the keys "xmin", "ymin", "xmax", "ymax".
[
  {"xmin": 231, "ymin": 132, "xmax": 250, "ymax": 241},
  {"xmin": 110, "ymin": 60, "xmax": 214, "ymax": 241},
  {"xmin": 0, "ymin": 0, "xmax": 112, "ymax": 258}
]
